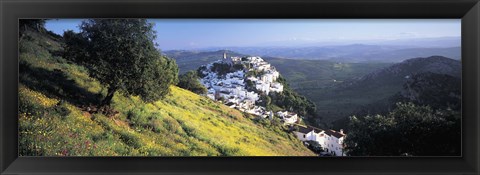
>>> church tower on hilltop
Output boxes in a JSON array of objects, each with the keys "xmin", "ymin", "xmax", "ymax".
[{"xmin": 223, "ymin": 51, "xmax": 227, "ymax": 59}]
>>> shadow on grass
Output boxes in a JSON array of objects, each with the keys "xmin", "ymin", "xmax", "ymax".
[
  {"xmin": 49, "ymin": 50, "xmax": 64, "ymax": 58},
  {"xmin": 19, "ymin": 61, "xmax": 102, "ymax": 107}
]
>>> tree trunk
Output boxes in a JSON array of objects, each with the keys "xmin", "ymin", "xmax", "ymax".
[{"xmin": 101, "ymin": 87, "xmax": 117, "ymax": 107}]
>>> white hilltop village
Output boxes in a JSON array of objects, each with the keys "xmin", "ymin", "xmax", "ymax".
[{"xmin": 198, "ymin": 52, "xmax": 346, "ymax": 156}]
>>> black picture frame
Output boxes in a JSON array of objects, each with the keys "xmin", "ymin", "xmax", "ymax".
[{"xmin": 1, "ymin": 0, "xmax": 479, "ymax": 174}]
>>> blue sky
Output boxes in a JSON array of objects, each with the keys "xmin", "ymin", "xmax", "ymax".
[{"xmin": 45, "ymin": 19, "xmax": 461, "ymax": 50}]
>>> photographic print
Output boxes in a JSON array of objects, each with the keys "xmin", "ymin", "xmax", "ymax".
[{"xmin": 18, "ymin": 19, "xmax": 461, "ymax": 156}]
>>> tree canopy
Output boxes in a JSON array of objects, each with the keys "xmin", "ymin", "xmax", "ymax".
[
  {"xmin": 64, "ymin": 19, "xmax": 178, "ymax": 106},
  {"xmin": 20, "ymin": 19, "xmax": 46, "ymax": 34},
  {"xmin": 269, "ymin": 76, "xmax": 316, "ymax": 117},
  {"xmin": 344, "ymin": 102, "xmax": 460, "ymax": 156},
  {"xmin": 177, "ymin": 71, "xmax": 207, "ymax": 95}
]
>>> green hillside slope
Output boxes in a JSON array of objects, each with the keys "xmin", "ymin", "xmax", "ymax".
[
  {"xmin": 19, "ymin": 29, "xmax": 314, "ymax": 156},
  {"xmin": 319, "ymin": 56, "xmax": 461, "ymax": 126}
]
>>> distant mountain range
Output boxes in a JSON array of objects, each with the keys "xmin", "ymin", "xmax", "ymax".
[
  {"xmin": 350, "ymin": 56, "xmax": 461, "ymax": 86},
  {"xmin": 249, "ymin": 36, "xmax": 461, "ymax": 48},
  {"xmin": 196, "ymin": 45, "xmax": 460, "ymax": 63},
  {"xmin": 165, "ymin": 36, "xmax": 461, "ymax": 71}
]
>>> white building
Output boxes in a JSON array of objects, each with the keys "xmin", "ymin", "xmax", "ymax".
[
  {"xmin": 255, "ymin": 82, "xmax": 271, "ymax": 95},
  {"xmin": 294, "ymin": 125, "xmax": 322, "ymax": 142},
  {"xmin": 276, "ymin": 111, "xmax": 298, "ymax": 124},
  {"xmin": 323, "ymin": 129, "xmax": 346, "ymax": 156},
  {"xmin": 255, "ymin": 63, "xmax": 271, "ymax": 72},
  {"xmin": 270, "ymin": 82, "xmax": 284, "ymax": 93},
  {"xmin": 206, "ymin": 93, "xmax": 215, "ymax": 100},
  {"xmin": 261, "ymin": 70, "xmax": 279, "ymax": 83},
  {"xmin": 245, "ymin": 56, "xmax": 264, "ymax": 64},
  {"xmin": 247, "ymin": 76, "xmax": 258, "ymax": 82},
  {"xmin": 261, "ymin": 74, "xmax": 273, "ymax": 83},
  {"xmin": 284, "ymin": 114, "xmax": 298, "ymax": 124},
  {"xmin": 223, "ymin": 52, "xmax": 241, "ymax": 65},
  {"xmin": 293, "ymin": 125, "xmax": 346, "ymax": 156},
  {"xmin": 246, "ymin": 91, "xmax": 259, "ymax": 101}
]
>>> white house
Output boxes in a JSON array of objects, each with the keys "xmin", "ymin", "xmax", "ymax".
[
  {"xmin": 293, "ymin": 125, "xmax": 346, "ymax": 156},
  {"xmin": 284, "ymin": 113, "xmax": 298, "ymax": 124},
  {"xmin": 206, "ymin": 93, "xmax": 215, "ymax": 100},
  {"xmin": 255, "ymin": 63, "xmax": 271, "ymax": 72},
  {"xmin": 245, "ymin": 56, "xmax": 264, "ymax": 64},
  {"xmin": 293, "ymin": 125, "xmax": 323, "ymax": 142},
  {"xmin": 261, "ymin": 70, "xmax": 279, "ymax": 83},
  {"xmin": 238, "ymin": 99, "xmax": 254, "ymax": 110},
  {"xmin": 246, "ymin": 91, "xmax": 259, "ymax": 101},
  {"xmin": 270, "ymin": 82, "xmax": 284, "ymax": 92},
  {"xmin": 276, "ymin": 111, "xmax": 298, "ymax": 124},
  {"xmin": 323, "ymin": 129, "xmax": 346, "ymax": 156},
  {"xmin": 247, "ymin": 76, "xmax": 258, "ymax": 82},
  {"xmin": 261, "ymin": 74, "xmax": 273, "ymax": 83},
  {"xmin": 255, "ymin": 82, "xmax": 271, "ymax": 95}
]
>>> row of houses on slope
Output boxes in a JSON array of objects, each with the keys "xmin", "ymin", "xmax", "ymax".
[
  {"xmin": 199, "ymin": 53, "xmax": 295, "ymax": 122},
  {"xmin": 199, "ymin": 52, "xmax": 347, "ymax": 156}
]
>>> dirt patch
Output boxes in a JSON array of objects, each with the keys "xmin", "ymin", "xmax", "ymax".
[{"xmin": 82, "ymin": 111, "xmax": 92, "ymax": 119}]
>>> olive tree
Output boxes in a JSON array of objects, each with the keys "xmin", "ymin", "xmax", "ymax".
[{"xmin": 64, "ymin": 19, "xmax": 178, "ymax": 106}]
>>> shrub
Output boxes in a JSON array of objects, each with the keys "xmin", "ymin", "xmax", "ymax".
[
  {"xmin": 177, "ymin": 71, "xmax": 207, "ymax": 94},
  {"xmin": 51, "ymin": 100, "xmax": 71, "ymax": 117},
  {"xmin": 126, "ymin": 107, "xmax": 150, "ymax": 128},
  {"xmin": 216, "ymin": 145, "xmax": 240, "ymax": 156},
  {"xmin": 118, "ymin": 131, "xmax": 142, "ymax": 149}
]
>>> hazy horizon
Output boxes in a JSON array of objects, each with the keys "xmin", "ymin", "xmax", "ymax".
[{"xmin": 45, "ymin": 19, "xmax": 461, "ymax": 50}]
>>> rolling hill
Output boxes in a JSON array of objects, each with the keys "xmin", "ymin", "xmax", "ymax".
[
  {"xmin": 332, "ymin": 70, "xmax": 461, "ymax": 131},
  {"xmin": 308, "ymin": 56, "xmax": 461, "ymax": 126},
  {"xmin": 18, "ymin": 27, "xmax": 315, "ymax": 156},
  {"xmin": 328, "ymin": 46, "xmax": 460, "ymax": 63},
  {"xmin": 263, "ymin": 57, "xmax": 392, "ymax": 90}
]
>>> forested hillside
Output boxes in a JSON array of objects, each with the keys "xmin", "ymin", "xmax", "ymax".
[
  {"xmin": 264, "ymin": 57, "xmax": 392, "ymax": 90},
  {"xmin": 300, "ymin": 56, "xmax": 462, "ymax": 125}
]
